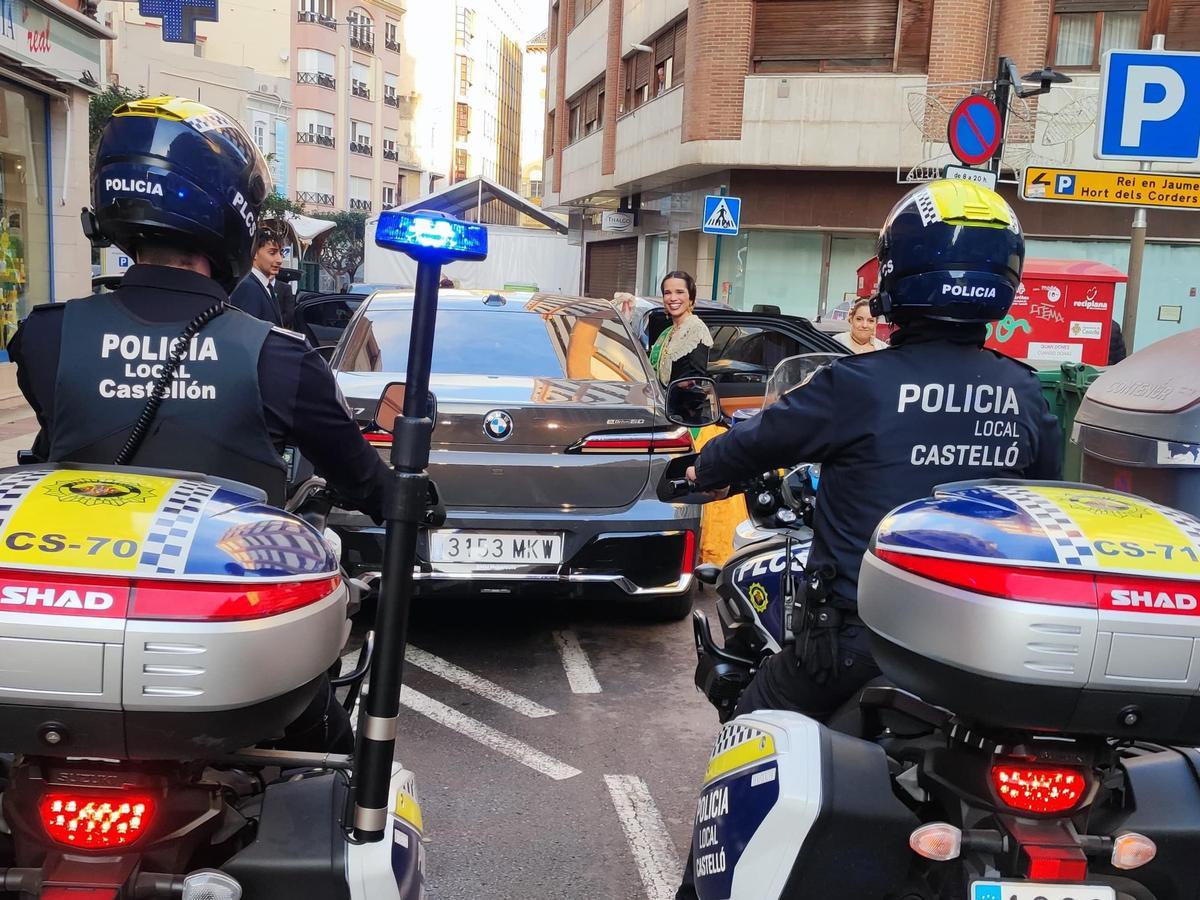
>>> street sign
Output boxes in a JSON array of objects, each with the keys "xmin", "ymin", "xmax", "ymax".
[
  {"xmin": 601, "ymin": 211, "xmax": 635, "ymax": 233},
  {"xmin": 947, "ymin": 95, "xmax": 1003, "ymax": 166},
  {"xmin": 1097, "ymin": 49, "xmax": 1200, "ymax": 162},
  {"xmin": 702, "ymin": 195, "xmax": 741, "ymax": 236},
  {"xmin": 1022, "ymin": 165, "xmax": 1200, "ymax": 211},
  {"xmin": 943, "ymin": 164, "xmax": 998, "ymax": 189}
]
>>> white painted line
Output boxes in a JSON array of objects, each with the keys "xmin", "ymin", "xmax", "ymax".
[
  {"xmin": 400, "ymin": 686, "xmax": 581, "ymax": 781},
  {"xmin": 553, "ymin": 629, "xmax": 602, "ymax": 694},
  {"xmin": 604, "ymin": 774, "xmax": 681, "ymax": 900},
  {"xmin": 406, "ymin": 646, "xmax": 556, "ymax": 718}
]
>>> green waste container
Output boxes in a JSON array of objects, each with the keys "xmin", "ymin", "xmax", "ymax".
[{"xmin": 1029, "ymin": 361, "xmax": 1104, "ymax": 481}]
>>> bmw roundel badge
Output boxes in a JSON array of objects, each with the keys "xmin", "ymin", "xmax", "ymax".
[{"xmin": 483, "ymin": 410, "xmax": 514, "ymax": 442}]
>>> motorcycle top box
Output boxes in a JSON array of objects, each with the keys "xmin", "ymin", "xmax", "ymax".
[
  {"xmin": 0, "ymin": 464, "xmax": 347, "ymax": 760},
  {"xmin": 860, "ymin": 479, "xmax": 1200, "ymax": 744}
]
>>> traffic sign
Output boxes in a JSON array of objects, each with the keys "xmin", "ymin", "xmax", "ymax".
[
  {"xmin": 702, "ymin": 195, "xmax": 741, "ymax": 236},
  {"xmin": 947, "ymin": 95, "xmax": 1003, "ymax": 166},
  {"xmin": 943, "ymin": 164, "xmax": 998, "ymax": 189},
  {"xmin": 1097, "ymin": 49, "xmax": 1200, "ymax": 162},
  {"xmin": 1022, "ymin": 165, "xmax": 1200, "ymax": 211}
]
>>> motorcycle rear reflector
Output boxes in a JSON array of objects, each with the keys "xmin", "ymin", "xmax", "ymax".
[
  {"xmin": 1111, "ymin": 832, "xmax": 1157, "ymax": 870},
  {"xmin": 1024, "ymin": 845, "xmax": 1088, "ymax": 882},
  {"xmin": 129, "ymin": 575, "xmax": 340, "ymax": 622},
  {"xmin": 40, "ymin": 793, "xmax": 155, "ymax": 849},
  {"xmin": 990, "ymin": 763, "xmax": 1086, "ymax": 814},
  {"xmin": 909, "ymin": 822, "xmax": 962, "ymax": 861},
  {"xmin": 569, "ymin": 427, "xmax": 694, "ymax": 454}
]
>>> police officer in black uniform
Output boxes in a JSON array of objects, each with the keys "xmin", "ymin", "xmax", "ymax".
[
  {"xmin": 675, "ymin": 179, "xmax": 1063, "ymax": 898},
  {"xmin": 8, "ymin": 96, "xmax": 390, "ymax": 753}
]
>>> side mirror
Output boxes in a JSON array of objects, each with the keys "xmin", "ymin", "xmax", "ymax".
[
  {"xmin": 374, "ymin": 381, "xmax": 438, "ymax": 433},
  {"xmin": 665, "ymin": 377, "xmax": 721, "ymax": 428},
  {"xmin": 695, "ymin": 563, "xmax": 721, "ymax": 586}
]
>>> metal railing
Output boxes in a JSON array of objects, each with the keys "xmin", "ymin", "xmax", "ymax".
[
  {"xmin": 352, "ymin": 81, "xmax": 371, "ymax": 100},
  {"xmin": 350, "ymin": 141, "xmax": 373, "ymax": 156},
  {"xmin": 349, "ymin": 198, "xmax": 372, "ymax": 211},
  {"xmin": 297, "ymin": 191, "xmax": 335, "ymax": 206},
  {"xmin": 297, "ymin": 132, "xmax": 335, "ymax": 148},
  {"xmin": 383, "ymin": 148, "xmax": 399, "ymax": 161},
  {"xmin": 383, "ymin": 92, "xmax": 400, "ymax": 108},
  {"xmin": 381, "ymin": 198, "xmax": 397, "ymax": 210},
  {"xmin": 297, "ymin": 71, "xmax": 336, "ymax": 89},
  {"xmin": 297, "ymin": 10, "xmax": 337, "ymax": 29},
  {"xmin": 385, "ymin": 38, "xmax": 400, "ymax": 52},
  {"xmin": 350, "ymin": 34, "xmax": 374, "ymax": 52}
]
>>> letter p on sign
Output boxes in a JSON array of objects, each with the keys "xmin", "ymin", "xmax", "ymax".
[{"xmin": 1097, "ymin": 49, "xmax": 1200, "ymax": 162}]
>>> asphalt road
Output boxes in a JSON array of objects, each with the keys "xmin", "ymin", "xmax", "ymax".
[{"xmin": 379, "ymin": 589, "xmax": 719, "ymax": 900}]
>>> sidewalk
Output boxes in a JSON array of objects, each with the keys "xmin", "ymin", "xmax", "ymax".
[
  {"xmin": 0, "ymin": 365, "xmax": 38, "ymax": 461},
  {"xmin": 0, "ymin": 362, "xmax": 20, "ymax": 403}
]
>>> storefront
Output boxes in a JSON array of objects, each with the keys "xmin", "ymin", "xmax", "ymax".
[{"xmin": 0, "ymin": 0, "xmax": 111, "ymax": 362}]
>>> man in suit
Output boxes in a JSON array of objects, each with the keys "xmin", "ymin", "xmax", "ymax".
[{"xmin": 229, "ymin": 224, "xmax": 285, "ymax": 324}]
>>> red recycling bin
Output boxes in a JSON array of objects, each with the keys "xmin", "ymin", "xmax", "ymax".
[{"xmin": 853, "ymin": 257, "xmax": 1126, "ymax": 365}]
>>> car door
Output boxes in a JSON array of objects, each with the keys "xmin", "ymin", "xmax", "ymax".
[{"xmin": 292, "ymin": 294, "xmax": 367, "ymax": 349}]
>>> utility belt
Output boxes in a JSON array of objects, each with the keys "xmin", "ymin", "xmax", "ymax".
[{"xmin": 791, "ymin": 564, "xmax": 863, "ymax": 684}]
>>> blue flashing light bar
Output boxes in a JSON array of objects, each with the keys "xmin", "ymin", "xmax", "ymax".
[{"xmin": 375, "ymin": 209, "xmax": 489, "ymax": 262}]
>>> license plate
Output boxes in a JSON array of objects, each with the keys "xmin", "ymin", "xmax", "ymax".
[
  {"xmin": 972, "ymin": 882, "xmax": 1115, "ymax": 900},
  {"xmin": 429, "ymin": 531, "xmax": 564, "ymax": 565}
]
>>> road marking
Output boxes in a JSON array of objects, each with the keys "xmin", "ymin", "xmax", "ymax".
[
  {"xmin": 406, "ymin": 646, "xmax": 556, "ymax": 718},
  {"xmin": 604, "ymin": 774, "xmax": 681, "ymax": 900},
  {"xmin": 553, "ymin": 629, "xmax": 602, "ymax": 693},
  {"xmin": 400, "ymin": 686, "xmax": 581, "ymax": 781}
]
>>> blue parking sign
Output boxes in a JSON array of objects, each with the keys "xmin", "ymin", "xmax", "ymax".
[{"xmin": 1097, "ymin": 49, "xmax": 1200, "ymax": 162}]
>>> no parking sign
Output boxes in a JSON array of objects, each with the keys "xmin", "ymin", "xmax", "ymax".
[{"xmin": 947, "ymin": 96, "xmax": 1003, "ymax": 167}]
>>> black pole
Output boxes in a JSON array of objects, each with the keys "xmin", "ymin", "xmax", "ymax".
[
  {"xmin": 351, "ymin": 258, "xmax": 442, "ymax": 842},
  {"xmin": 991, "ymin": 56, "xmax": 1013, "ymax": 178}
]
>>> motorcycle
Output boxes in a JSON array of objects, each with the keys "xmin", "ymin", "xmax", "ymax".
[
  {"xmin": 0, "ymin": 208, "xmax": 484, "ymax": 899},
  {"xmin": 662, "ymin": 370, "xmax": 1200, "ymax": 900}
]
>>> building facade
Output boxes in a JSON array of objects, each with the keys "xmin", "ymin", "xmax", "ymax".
[
  {"xmin": 291, "ymin": 0, "xmax": 418, "ymax": 216},
  {"xmin": 0, "ymin": 0, "xmax": 110, "ymax": 360},
  {"xmin": 519, "ymin": 28, "xmax": 548, "ymax": 226},
  {"xmin": 546, "ymin": 0, "xmax": 1200, "ymax": 351}
]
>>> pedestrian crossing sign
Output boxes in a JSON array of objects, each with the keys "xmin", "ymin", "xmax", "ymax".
[{"xmin": 702, "ymin": 195, "xmax": 741, "ymax": 236}]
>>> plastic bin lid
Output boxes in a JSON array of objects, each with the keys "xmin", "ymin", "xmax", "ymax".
[{"xmin": 1085, "ymin": 329, "xmax": 1200, "ymax": 414}]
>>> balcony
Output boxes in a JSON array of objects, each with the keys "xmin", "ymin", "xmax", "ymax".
[
  {"xmin": 352, "ymin": 81, "xmax": 371, "ymax": 100},
  {"xmin": 381, "ymin": 198, "xmax": 397, "ymax": 210},
  {"xmin": 297, "ymin": 191, "xmax": 335, "ymax": 206},
  {"xmin": 350, "ymin": 141, "xmax": 374, "ymax": 156},
  {"xmin": 351, "ymin": 34, "xmax": 375, "ymax": 52},
  {"xmin": 383, "ymin": 148, "xmax": 399, "ymax": 161},
  {"xmin": 297, "ymin": 132, "xmax": 335, "ymax": 148},
  {"xmin": 384, "ymin": 91, "xmax": 400, "ymax": 108},
  {"xmin": 297, "ymin": 71, "xmax": 336, "ymax": 90},
  {"xmin": 350, "ymin": 198, "xmax": 372, "ymax": 212},
  {"xmin": 297, "ymin": 10, "xmax": 337, "ymax": 29},
  {"xmin": 385, "ymin": 38, "xmax": 400, "ymax": 53}
]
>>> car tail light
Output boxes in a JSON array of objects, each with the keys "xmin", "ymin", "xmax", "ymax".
[
  {"xmin": 363, "ymin": 430, "xmax": 392, "ymax": 448},
  {"xmin": 909, "ymin": 822, "xmax": 961, "ymax": 861},
  {"xmin": 129, "ymin": 576, "xmax": 341, "ymax": 621},
  {"xmin": 1111, "ymin": 833, "xmax": 1157, "ymax": 870},
  {"xmin": 873, "ymin": 549, "xmax": 1099, "ymax": 609},
  {"xmin": 569, "ymin": 427, "xmax": 693, "ymax": 454},
  {"xmin": 991, "ymin": 763, "xmax": 1087, "ymax": 814},
  {"xmin": 40, "ymin": 793, "xmax": 155, "ymax": 849},
  {"xmin": 681, "ymin": 530, "xmax": 697, "ymax": 576}
]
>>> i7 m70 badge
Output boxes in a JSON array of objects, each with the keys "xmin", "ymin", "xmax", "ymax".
[{"xmin": 483, "ymin": 410, "xmax": 514, "ymax": 442}]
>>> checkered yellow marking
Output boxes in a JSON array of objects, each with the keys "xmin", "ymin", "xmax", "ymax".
[{"xmin": 704, "ymin": 722, "xmax": 776, "ymax": 785}]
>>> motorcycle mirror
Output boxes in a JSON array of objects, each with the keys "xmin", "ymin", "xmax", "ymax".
[
  {"xmin": 665, "ymin": 377, "xmax": 721, "ymax": 428},
  {"xmin": 374, "ymin": 382, "xmax": 438, "ymax": 434},
  {"xmin": 695, "ymin": 563, "xmax": 721, "ymax": 586}
]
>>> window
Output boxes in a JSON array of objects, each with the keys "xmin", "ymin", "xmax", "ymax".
[
  {"xmin": 384, "ymin": 71, "xmax": 399, "ymax": 105},
  {"xmin": 455, "ymin": 6, "xmax": 476, "ymax": 51},
  {"xmin": 455, "ymin": 102, "xmax": 470, "ymax": 141},
  {"xmin": 623, "ymin": 17, "xmax": 686, "ymax": 112},
  {"xmin": 457, "ymin": 55, "xmax": 473, "ymax": 95},
  {"xmin": 348, "ymin": 8, "xmax": 374, "ymax": 50},
  {"xmin": 352, "ymin": 61, "xmax": 371, "ymax": 99},
  {"xmin": 750, "ymin": 0, "xmax": 897, "ymax": 72},
  {"xmin": 384, "ymin": 19, "xmax": 400, "ymax": 51},
  {"xmin": 0, "ymin": 82, "xmax": 50, "ymax": 332},
  {"xmin": 567, "ymin": 100, "xmax": 581, "ymax": 143},
  {"xmin": 545, "ymin": 110, "xmax": 555, "ymax": 157},
  {"xmin": 453, "ymin": 148, "xmax": 469, "ymax": 181},
  {"xmin": 350, "ymin": 120, "xmax": 373, "ymax": 155},
  {"xmin": 298, "ymin": 108, "xmax": 335, "ymax": 146},
  {"xmin": 581, "ymin": 0, "xmax": 603, "ymax": 16},
  {"xmin": 253, "ymin": 120, "xmax": 267, "ymax": 154},
  {"xmin": 298, "ymin": 0, "xmax": 335, "ymax": 24},
  {"xmin": 350, "ymin": 176, "xmax": 372, "ymax": 211},
  {"xmin": 549, "ymin": 2, "xmax": 559, "ymax": 49},
  {"xmin": 1050, "ymin": 2, "xmax": 1146, "ymax": 68},
  {"xmin": 568, "ymin": 77, "xmax": 604, "ymax": 141},
  {"xmin": 298, "ymin": 48, "xmax": 337, "ymax": 87},
  {"xmin": 528, "ymin": 178, "xmax": 543, "ymax": 199},
  {"xmin": 297, "ymin": 167, "xmax": 335, "ymax": 205},
  {"xmin": 382, "ymin": 184, "xmax": 396, "ymax": 209},
  {"xmin": 383, "ymin": 128, "xmax": 398, "ymax": 160}
]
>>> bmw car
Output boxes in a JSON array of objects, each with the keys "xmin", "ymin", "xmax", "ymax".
[{"xmin": 327, "ymin": 290, "xmax": 702, "ymax": 619}]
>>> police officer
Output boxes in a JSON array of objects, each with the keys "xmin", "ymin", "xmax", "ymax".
[
  {"xmin": 676, "ymin": 179, "xmax": 1062, "ymax": 898},
  {"xmin": 8, "ymin": 96, "xmax": 390, "ymax": 752}
]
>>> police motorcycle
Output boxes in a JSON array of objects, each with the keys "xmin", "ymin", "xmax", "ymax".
[
  {"xmin": 0, "ymin": 209, "xmax": 483, "ymax": 900},
  {"xmin": 662, "ymin": 381, "xmax": 1200, "ymax": 900}
]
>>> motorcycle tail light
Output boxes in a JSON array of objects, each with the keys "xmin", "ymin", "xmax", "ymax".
[
  {"xmin": 1111, "ymin": 832, "xmax": 1157, "ymax": 870},
  {"xmin": 909, "ymin": 822, "xmax": 961, "ymax": 861},
  {"xmin": 129, "ymin": 576, "xmax": 340, "ymax": 621},
  {"xmin": 991, "ymin": 763, "xmax": 1087, "ymax": 814},
  {"xmin": 40, "ymin": 793, "xmax": 155, "ymax": 850}
]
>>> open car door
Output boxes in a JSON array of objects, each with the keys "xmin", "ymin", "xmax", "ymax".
[{"xmin": 292, "ymin": 293, "xmax": 368, "ymax": 351}]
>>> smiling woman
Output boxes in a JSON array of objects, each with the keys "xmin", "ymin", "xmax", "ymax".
[{"xmin": 646, "ymin": 270, "xmax": 712, "ymax": 386}]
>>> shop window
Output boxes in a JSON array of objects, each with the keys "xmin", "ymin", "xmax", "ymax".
[
  {"xmin": 1050, "ymin": 2, "xmax": 1146, "ymax": 68},
  {"xmin": 0, "ymin": 84, "xmax": 50, "ymax": 346},
  {"xmin": 751, "ymin": 0, "xmax": 898, "ymax": 72}
]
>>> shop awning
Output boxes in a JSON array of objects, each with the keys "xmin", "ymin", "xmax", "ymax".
[
  {"xmin": 281, "ymin": 212, "xmax": 338, "ymax": 246},
  {"xmin": 396, "ymin": 175, "xmax": 568, "ymax": 234}
]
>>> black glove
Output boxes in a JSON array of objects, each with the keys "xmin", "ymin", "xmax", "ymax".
[{"xmin": 793, "ymin": 564, "xmax": 840, "ymax": 682}]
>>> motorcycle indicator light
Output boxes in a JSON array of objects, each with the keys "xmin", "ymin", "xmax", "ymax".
[
  {"xmin": 39, "ymin": 793, "xmax": 155, "ymax": 849},
  {"xmin": 990, "ymin": 763, "xmax": 1085, "ymax": 814},
  {"xmin": 909, "ymin": 822, "xmax": 962, "ymax": 861},
  {"xmin": 1111, "ymin": 832, "xmax": 1157, "ymax": 870}
]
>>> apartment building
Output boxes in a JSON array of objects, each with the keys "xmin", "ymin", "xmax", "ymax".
[
  {"xmin": 520, "ymin": 28, "xmax": 549, "ymax": 225},
  {"xmin": 292, "ymin": 0, "xmax": 418, "ymax": 215},
  {"xmin": 546, "ymin": 0, "xmax": 1200, "ymax": 349}
]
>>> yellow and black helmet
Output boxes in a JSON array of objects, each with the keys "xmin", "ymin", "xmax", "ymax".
[
  {"xmin": 872, "ymin": 179, "xmax": 1025, "ymax": 324},
  {"xmin": 88, "ymin": 96, "xmax": 272, "ymax": 288}
]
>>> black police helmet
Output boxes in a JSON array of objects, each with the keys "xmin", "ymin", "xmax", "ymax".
[
  {"xmin": 871, "ymin": 179, "xmax": 1025, "ymax": 325},
  {"xmin": 88, "ymin": 96, "xmax": 272, "ymax": 289}
]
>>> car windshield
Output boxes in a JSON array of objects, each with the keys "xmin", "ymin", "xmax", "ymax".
[{"xmin": 340, "ymin": 307, "xmax": 650, "ymax": 382}]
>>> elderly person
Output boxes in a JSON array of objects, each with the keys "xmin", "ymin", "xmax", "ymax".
[{"xmin": 834, "ymin": 298, "xmax": 889, "ymax": 354}]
